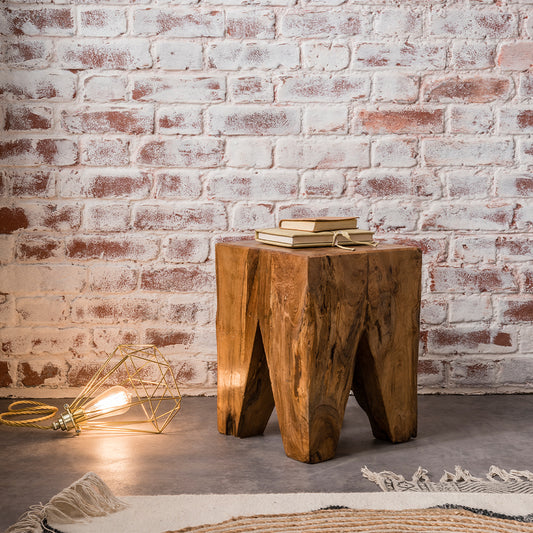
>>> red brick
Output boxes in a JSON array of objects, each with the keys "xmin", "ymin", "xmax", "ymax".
[
  {"xmin": 449, "ymin": 107, "xmax": 494, "ymax": 135},
  {"xmin": 498, "ymin": 43, "xmax": 533, "ymax": 71},
  {"xmin": 279, "ymin": 75, "xmax": 369, "ymax": 102},
  {"xmin": 355, "ymin": 43, "xmax": 445, "ymax": 69},
  {"xmin": 449, "ymin": 361, "xmax": 499, "ymax": 387},
  {"xmin": 421, "ymin": 297, "xmax": 447, "ymax": 325},
  {"xmin": 0, "ymin": 207, "xmax": 28, "ymax": 234},
  {"xmin": 62, "ymin": 107, "xmax": 153, "ymax": 134},
  {"xmin": 93, "ymin": 327, "xmax": 139, "ymax": 353},
  {"xmin": 66, "ymin": 235, "xmax": 159, "ymax": 261},
  {"xmin": 141, "ymin": 265, "xmax": 215, "ymax": 292},
  {"xmin": 228, "ymin": 76, "xmax": 274, "ymax": 103},
  {"xmin": 381, "ymin": 234, "xmax": 448, "ymax": 262},
  {"xmin": 89, "ymin": 265, "xmax": 139, "ymax": 292},
  {"xmin": 24, "ymin": 203, "xmax": 82, "ymax": 232},
  {"xmin": 422, "ymin": 203, "xmax": 513, "ymax": 231},
  {"xmin": 157, "ymin": 106, "xmax": 202, "ymax": 134},
  {"xmin": 281, "ymin": 11, "xmax": 367, "ymax": 37},
  {"xmin": 0, "ymin": 138, "xmax": 78, "ymax": 166},
  {"xmin": 430, "ymin": 9, "xmax": 516, "ymax": 38},
  {"xmin": 430, "ymin": 266, "xmax": 516, "ymax": 293},
  {"xmin": 84, "ymin": 204, "xmax": 131, "ymax": 232},
  {"xmin": 61, "ymin": 170, "xmax": 151, "ymax": 198},
  {"xmin": 144, "ymin": 329, "xmax": 194, "ymax": 348},
  {"xmin": 72, "ymin": 297, "xmax": 159, "ymax": 323},
  {"xmin": 356, "ymin": 108, "xmax": 444, "ymax": 134},
  {"xmin": 451, "ymin": 42, "xmax": 495, "ymax": 70},
  {"xmin": 450, "ymin": 236, "xmax": 497, "ymax": 263},
  {"xmin": 164, "ymin": 301, "xmax": 210, "ymax": 324},
  {"xmin": 417, "ymin": 359, "xmax": 445, "ymax": 387},
  {"xmin": 5, "ymin": 8, "xmax": 74, "ymax": 36},
  {"xmin": 207, "ymin": 43, "xmax": 299, "ymax": 70},
  {"xmin": 5, "ymin": 105, "xmax": 52, "ymax": 130},
  {"xmin": 208, "ymin": 106, "xmax": 300, "ymax": 135},
  {"xmin": 520, "ymin": 74, "xmax": 533, "ymax": 98},
  {"xmin": 353, "ymin": 170, "xmax": 440, "ymax": 198},
  {"xmin": 428, "ymin": 327, "xmax": 514, "ymax": 353},
  {"xmin": 82, "ymin": 139, "xmax": 129, "ymax": 166},
  {"xmin": 79, "ymin": 8, "xmax": 127, "ymax": 37},
  {"xmin": 137, "ymin": 138, "xmax": 223, "ymax": 168},
  {"xmin": 132, "ymin": 76, "xmax": 225, "ymax": 103},
  {"xmin": 423, "ymin": 139, "xmax": 513, "ymax": 166},
  {"xmin": 423, "ymin": 76, "xmax": 511, "ymax": 103},
  {"xmin": 4, "ymin": 41, "xmax": 52, "ymax": 65},
  {"xmin": 155, "ymin": 171, "xmax": 202, "ymax": 199},
  {"xmin": 0, "ymin": 71, "xmax": 76, "ymax": 99},
  {"xmin": 302, "ymin": 170, "xmax": 345, "ymax": 198},
  {"xmin": 170, "ymin": 361, "xmax": 205, "ymax": 385},
  {"xmin": 133, "ymin": 9, "xmax": 224, "ymax": 37},
  {"xmin": 0, "ymin": 361, "xmax": 12, "ymax": 387},
  {"xmin": 164, "ymin": 236, "xmax": 210, "ymax": 263},
  {"xmin": 231, "ymin": 202, "xmax": 275, "ymax": 230},
  {"xmin": 57, "ymin": 40, "xmax": 151, "ymax": 70},
  {"xmin": 499, "ymin": 298, "xmax": 533, "ymax": 323},
  {"xmin": 499, "ymin": 108, "xmax": 533, "ymax": 133},
  {"xmin": 18, "ymin": 362, "xmax": 59, "ymax": 387},
  {"xmin": 226, "ymin": 10, "xmax": 275, "ymax": 39},
  {"xmin": 16, "ymin": 235, "xmax": 63, "ymax": 261},
  {"xmin": 134, "ymin": 203, "xmax": 226, "ymax": 230},
  {"xmin": 497, "ymin": 236, "xmax": 533, "ymax": 262}
]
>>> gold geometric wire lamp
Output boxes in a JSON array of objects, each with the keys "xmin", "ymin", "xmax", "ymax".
[{"xmin": 0, "ymin": 345, "xmax": 182, "ymax": 434}]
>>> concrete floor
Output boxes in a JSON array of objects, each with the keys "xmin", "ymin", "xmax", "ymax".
[{"xmin": 1, "ymin": 394, "xmax": 532, "ymax": 531}]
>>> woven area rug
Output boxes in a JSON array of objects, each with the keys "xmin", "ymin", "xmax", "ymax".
[{"xmin": 6, "ymin": 469, "xmax": 533, "ymax": 533}]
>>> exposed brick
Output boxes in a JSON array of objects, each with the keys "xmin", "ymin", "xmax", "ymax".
[
  {"xmin": 449, "ymin": 295, "xmax": 492, "ymax": 323},
  {"xmin": 82, "ymin": 138, "xmax": 129, "ymax": 167},
  {"xmin": 0, "ymin": 71, "xmax": 76, "ymax": 99},
  {"xmin": 163, "ymin": 297, "xmax": 211, "ymax": 325},
  {"xmin": 79, "ymin": 8, "xmax": 127, "ymax": 37},
  {"xmin": 423, "ymin": 76, "xmax": 512, "ymax": 103},
  {"xmin": 141, "ymin": 265, "xmax": 215, "ymax": 292},
  {"xmin": 450, "ymin": 106, "xmax": 494, "ymax": 134},
  {"xmin": 499, "ymin": 298, "xmax": 533, "ymax": 323},
  {"xmin": 208, "ymin": 106, "xmax": 300, "ymax": 135},
  {"xmin": 154, "ymin": 171, "xmax": 202, "ymax": 199},
  {"xmin": 83, "ymin": 76, "xmax": 127, "ymax": 102},
  {"xmin": 498, "ymin": 43, "xmax": 533, "ymax": 71},
  {"xmin": 302, "ymin": 170, "xmax": 345, "ymax": 197},
  {"xmin": 163, "ymin": 235, "xmax": 210, "ymax": 263},
  {"xmin": 1, "ymin": 327, "xmax": 88, "ymax": 355},
  {"xmin": 497, "ymin": 236, "xmax": 533, "ymax": 262},
  {"xmin": 61, "ymin": 170, "xmax": 151, "ymax": 199},
  {"xmin": 519, "ymin": 74, "xmax": 533, "ymax": 98},
  {"xmin": 133, "ymin": 9, "xmax": 224, "ymax": 37},
  {"xmin": 137, "ymin": 138, "xmax": 224, "ymax": 168},
  {"xmin": 4, "ymin": 7, "xmax": 74, "ymax": 36},
  {"xmin": 514, "ymin": 202, "xmax": 533, "ymax": 231},
  {"xmin": 230, "ymin": 202, "xmax": 275, "ymax": 229},
  {"xmin": 134, "ymin": 202, "xmax": 227, "ymax": 230},
  {"xmin": 423, "ymin": 139, "xmax": 513, "ymax": 166},
  {"xmin": 430, "ymin": 9, "xmax": 517, "ymax": 38},
  {"xmin": 155, "ymin": 41, "xmax": 203, "ymax": 70},
  {"xmin": 278, "ymin": 74, "xmax": 369, "ymax": 102},
  {"xmin": 226, "ymin": 10, "xmax": 275, "ymax": 39},
  {"xmin": 0, "ymin": 206, "xmax": 29, "ymax": 234},
  {"xmin": 5, "ymin": 105, "xmax": 52, "ymax": 131},
  {"xmin": 372, "ymin": 73, "xmax": 419, "ymax": 103},
  {"xmin": 427, "ymin": 326, "xmax": 515, "ymax": 354},
  {"xmin": 354, "ymin": 43, "xmax": 445, "ymax": 69},
  {"xmin": 4, "ymin": 41, "xmax": 52, "ymax": 66},
  {"xmin": 89, "ymin": 265, "xmax": 138, "ymax": 292},
  {"xmin": 208, "ymin": 42, "xmax": 299, "ymax": 70},
  {"xmin": 371, "ymin": 201, "xmax": 420, "ymax": 232},
  {"xmin": 518, "ymin": 139, "xmax": 533, "ymax": 165},
  {"xmin": 16, "ymin": 296, "xmax": 68, "ymax": 324},
  {"xmin": 451, "ymin": 41, "xmax": 495, "ymax": 69},
  {"xmin": 132, "ymin": 76, "xmax": 225, "ymax": 103},
  {"xmin": 302, "ymin": 43, "xmax": 350, "ymax": 71},
  {"xmin": 421, "ymin": 296, "xmax": 447, "ymax": 325},
  {"xmin": 62, "ymin": 107, "xmax": 153, "ymax": 134},
  {"xmin": 499, "ymin": 108, "xmax": 533, "ymax": 134},
  {"xmin": 276, "ymin": 138, "xmax": 369, "ymax": 168},
  {"xmin": 430, "ymin": 265, "xmax": 516, "ymax": 293},
  {"xmin": 354, "ymin": 170, "xmax": 439, "ymax": 198},
  {"xmin": 157, "ymin": 106, "xmax": 202, "ymax": 134},
  {"xmin": 499, "ymin": 358, "xmax": 533, "ymax": 385},
  {"xmin": 15, "ymin": 235, "xmax": 63, "ymax": 262},
  {"xmin": 93, "ymin": 328, "xmax": 138, "ymax": 353},
  {"xmin": 495, "ymin": 172, "xmax": 533, "ymax": 197},
  {"xmin": 278, "ymin": 202, "xmax": 361, "ymax": 222},
  {"xmin": 303, "ymin": 106, "xmax": 348, "ymax": 135},
  {"xmin": 417, "ymin": 359, "xmax": 445, "ymax": 388},
  {"xmin": 0, "ymin": 361, "xmax": 12, "ymax": 387},
  {"xmin": 280, "ymin": 11, "xmax": 367, "ymax": 37},
  {"xmin": 18, "ymin": 362, "xmax": 60, "ymax": 387},
  {"xmin": 66, "ymin": 235, "xmax": 159, "ymax": 261},
  {"xmin": 84, "ymin": 204, "xmax": 131, "ymax": 232},
  {"xmin": 376, "ymin": 234, "xmax": 448, "ymax": 262},
  {"xmin": 449, "ymin": 361, "xmax": 499, "ymax": 387},
  {"xmin": 206, "ymin": 169, "xmax": 298, "ymax": 200},
  {"xmin": 445, "ymin": 169, "xmax": 491, "ymax": 198},
  {"xmin": 372, "ymin": 138, "xmax": 418, "ymax": 168},
  {"xmin": 23, "ymin": 203, "xmax": 82, "ymax": 232},
  {"xmin": 355, "ymin": 108, "xmax": 444, "ymax": 134},
  {"xmin": 0, "ymin": 138, "xmax": 78, "ymax": 166},
  {"xmin": 144, "ymin": 328, "xmax": 194, "ymax": 348},
  {"xmin": 422, "ymin": 203, "xmax": 513, "ymax": 231},
  {"xmin": 0, "ymin": 265, "xmax": 86, "ymax": 294},
  {"xmin": 57, "ymin": 40, "xmax": 151, "ymax": 70},
  {"xmin": 374, "ymin": 8, "xmax": 423, "ymax": 36},
  {"xmin": 225, "ymin": 137, "xmax": 272, "ymax": 168},
  {"xmin": 228, "ymin": 76, "xmax": 273, "ymax": 103},
  {"xmin": 72, "ymin": 297, "xmax": 159, "ymax": 323}
]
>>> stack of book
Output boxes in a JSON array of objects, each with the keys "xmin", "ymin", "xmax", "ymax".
[{"xmin": 255, "ymin": 217, "xmax": 375, "ymax": 249}]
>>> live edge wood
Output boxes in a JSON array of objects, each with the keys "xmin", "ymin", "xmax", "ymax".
[{"xmin": 216, "ymin": 241, "xmax": 422, "ymax": 464}]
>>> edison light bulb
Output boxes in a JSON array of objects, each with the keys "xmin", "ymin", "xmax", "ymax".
[{"xmin": 53, "ymin": 386, "xmax": 131, "ymax": 432}]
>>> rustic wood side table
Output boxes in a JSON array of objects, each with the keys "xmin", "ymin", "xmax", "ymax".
[{"xmin": 215, "ymin": 241, "xmax": 422, "ymax": 464}]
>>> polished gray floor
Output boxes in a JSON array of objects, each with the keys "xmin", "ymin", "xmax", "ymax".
[{"xmin": 1, "ymin": 395, "xmax": 532, "ymax": 530}]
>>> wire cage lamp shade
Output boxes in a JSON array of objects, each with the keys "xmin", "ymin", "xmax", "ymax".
[{"xmin": 53, "ymin": 344, "xmax": 182, "ymax": 434}]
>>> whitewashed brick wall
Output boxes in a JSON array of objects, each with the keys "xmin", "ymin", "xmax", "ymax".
[{"xmin": 1, "ymin": 0, "xmax": 532, "ymax": 396}]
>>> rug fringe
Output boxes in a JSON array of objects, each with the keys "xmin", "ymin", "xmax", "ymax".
[
  {"xmin": 487, "ymin": 466, "xmax": 533, "ymax": 482},
  {"xmin": 6, "ymin": 472, "xmax": 127, "ymax": 533},
  {"xmin": 440, "ymin": 466, "xmax": 483, "ymax": 483}
]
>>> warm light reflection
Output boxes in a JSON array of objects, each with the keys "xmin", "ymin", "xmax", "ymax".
[{"xmin": 83, "ymin": 386, "xmax": 131, "ymax": 420}]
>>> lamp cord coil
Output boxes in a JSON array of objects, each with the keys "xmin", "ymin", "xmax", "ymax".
[{"xmin": 0, "ymin": 400, "xmax": 58, "ymax": 429}]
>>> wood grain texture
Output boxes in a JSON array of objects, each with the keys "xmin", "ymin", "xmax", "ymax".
[{"xmin": 216, "ymin": 241, "xmax": 421, "ymax": 463}]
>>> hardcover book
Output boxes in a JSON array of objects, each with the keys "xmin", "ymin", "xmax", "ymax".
[
  {"xmin": 255, "ymin": 227, "xmax": 374, "ymax": 249},
  {"xmin": 279, "ymin": 217, "xmax": 358, "ymax": 232}
]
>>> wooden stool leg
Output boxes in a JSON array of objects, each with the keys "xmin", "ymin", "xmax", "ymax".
[
  {"xmin": 352, "ymin": 249, "xmax": 421, "ymax": 443},
  {"xmin": 266, "ymin": 254, "xmax": 367, "ymax": 463},
  {"xmin": 216, "ymin": 247, "xmax": 274, "ymax": 438}
]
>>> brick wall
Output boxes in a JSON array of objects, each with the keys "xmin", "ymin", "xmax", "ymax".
[{"xmin": 1, "ymin": 0, "xmax": 532, "ymax": 396}]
